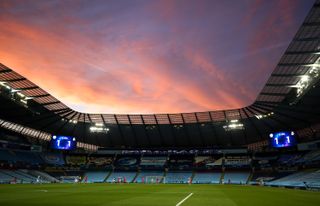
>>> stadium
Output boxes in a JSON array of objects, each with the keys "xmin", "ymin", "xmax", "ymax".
[{"xmin": 0, "ymin": 0, "xmax": 320, "ymax": 205}]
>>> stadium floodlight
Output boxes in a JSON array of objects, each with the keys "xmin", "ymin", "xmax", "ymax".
[
  {"xmin": 16, "ymin": 92, "xmax": 25, "ymax": 98},
  {"xmin": 90, "ymin": 123, "xmax": 109, "ymax": 133},
  {"xmin": 309, "ymin": 61, "xmax": 320, "ymax": 77},
  {"xmin": 89, "ymin": 126, "xmax": 109, "ymax": 133},
  {"xmin": 292, "ymin": 57, "xmax": 320, "ymax": 99},
  {"xmin": 68, "ymin": 120, "xmax": 78, "ymax": 124},
  {"xmin": 301, "ymin": 75, "xmax": 310, "ymax": 83},
  {"xmin": 10, "ymin": 88, "xmax": 21, "ymax": 93},
  {"xmin": 20, "ymin": 99, "xmax": 28, "ymax": 105},
  {"xmin": 223, "ymin": 120, "xmax": 244, "ymax": 131},
  {"xmin": 255, "ymin": 112, "xmax": 274, "ymax": 120},
  {"xmin": 296, "ymin": 75, "xmax": 311, "ymax": 97},
  {"xmin": 0, "ymin": 82, "xmax": 11, "ymax": 90}
]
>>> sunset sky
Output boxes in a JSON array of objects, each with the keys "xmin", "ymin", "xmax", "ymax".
[{"xmin": 0, "ymin": 0, "xmax": 315, "ymax": 114}]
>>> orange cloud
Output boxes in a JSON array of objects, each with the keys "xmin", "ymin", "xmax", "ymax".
[
  {"xmin": 0, "ymin": 16, "xmax": 260, "ymax": 114},
  {"xmin": 0, "ymin": 0, "xmax": 309, "ymax": 114}
]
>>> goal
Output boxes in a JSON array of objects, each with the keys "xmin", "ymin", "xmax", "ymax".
[{"xmin": 145, "ymin": 176, "xmax": 165, "ymax": 184}]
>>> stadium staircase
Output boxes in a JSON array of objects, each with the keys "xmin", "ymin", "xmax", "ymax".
[
  {"xmin": 132, "ymin": 171, "xmax": 140, "ymax": 183},
  {"xmin": 162, "ymin": 170, "xmax": 167, "ymax": 183},
  {"xmin": 220, "ymin": 171, "xmax": 225, "ymax": 184},
  {"xmin": 246, "ymin": 171, "xmax": 253, "ymax": 184},
  {"xmin": 0, "ymin": 170, "xmax": 35, "ymax": 183},
  {"xmin": 102, "ymin": 171, "xmax": 112, "ymax": 182},
  {"xmin": 84, "ymin": 171, "xmax": 110, "ymax": 183},
  {"xmin": 0, "ymin": 170, "xmax": 15, "ymax": 179},
  {"xmin": 0, "ymin": 170, "xmax": 16, "ymax": 179},
  {"xmin": 224, "ymin": 172, "xmax": 250, "ymax": 184},
  {"xmin": 15, "ymin": 170, "xmax": 37, "ymax": 182},
  {"xmin": 105, "ymin": 171, "xmax": 137, "ymax": 183},
  {"xmin": 0, "ymin": 170, "xmax": 12, "ymax": 183},
  {"xmin": 29, "ymin": 170, "xmax": 59, "ymax": 182},
  {"xmin": 190, "ymin": 171, "xmax": 195, "ymax": 182}
]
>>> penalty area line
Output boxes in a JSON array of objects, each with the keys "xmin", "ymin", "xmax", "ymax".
[{"xmin": 176, "ymin": 192, "xmax": 193, "ymax": 206}]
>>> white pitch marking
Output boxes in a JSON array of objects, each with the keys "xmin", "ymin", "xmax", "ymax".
[
  {"xmin": 37, "ymin": 190, "xmax": 48, "ymax": 192},
  {"xmin": 176, "ymin": 193, "xmax": 193, "ymax": 206}
]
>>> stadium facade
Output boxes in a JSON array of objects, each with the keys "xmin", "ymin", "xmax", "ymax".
[{"xmin": 1, "ymin": 2, "xmax": 320, "ymax": 150}]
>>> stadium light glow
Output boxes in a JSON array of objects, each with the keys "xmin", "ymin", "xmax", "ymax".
[
  {"xmin": 69, "ymin": 120, "xmax": 78, "ymax": 124},
  {"xmin": 292, "ymin": 57, "xmax": 320, "ymax": 98},
  {"xmin": 20, "ymin": 99, "xmax": 28, "ymax": 105},
  {"xmin": 10, "ymin": 88, "xmax": 21, "ymax": 93},
  {"xmin": 90, "ymin": 123, "xmax": 109, "ymax": 133},
  {"xmin": 295, "ymin": 75, "xmax": 311, "ymax": 97},
  {"xmin": 16, "ymin": 92, "xmax": 25, "ymax": 98},
  {"xmin": 0, "ymin": 81, "xmax": 32, "ymax": 106},
  {"xmin": 223, "ymin": 120, "xmax": 244, "ymax": 131},
  {"xmin": 255, "ymin": 112, "xmax": 274, "ymax": 119},
  {"xmin": 0, "ymin": 82, "xmax": 11, "ymax": 90}
]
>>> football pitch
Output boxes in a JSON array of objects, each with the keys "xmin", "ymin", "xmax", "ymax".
[{"xmin": 0, "ymin": 184, "xmax": 319, "ymax": 206}]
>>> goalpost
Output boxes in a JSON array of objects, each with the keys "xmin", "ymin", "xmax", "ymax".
[{"xmin": 145, "ymin": 176, "xmax": 165, "ymax": 184}]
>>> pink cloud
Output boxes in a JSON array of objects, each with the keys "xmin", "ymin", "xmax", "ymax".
[{"xmin": 0, "ymin": 0, "xmax": 311, "ymax": 114}]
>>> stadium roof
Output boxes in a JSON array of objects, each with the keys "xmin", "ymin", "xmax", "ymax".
[{"xmin": 0, "ymin": 1, "xmax": 320, "ymax": 149}]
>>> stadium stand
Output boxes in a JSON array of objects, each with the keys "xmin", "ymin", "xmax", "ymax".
[
  {"xmin": 0, "ymin": 149, "xmax": 43, "ymax": 165},
  {"xmin": 0, "ymin": 170, "xmax": 38, "ymax": 183},
  {"xmin": 268, "ymin": 170, "xmax": 320, "ymax": 188},
  {"xmin": 29, "ymin": 170, "xmax": 58, "ymax": 182},
  {"xmin": 135, "ymin": 171, "xmax": 164, "ymax": 183},
  {"xmin": 249, "ymin": 171, "xmax": 293, "ymax": 185},
  {"xmin": 224, "ymin": 156, "xmax": 251, "ymax": 168},
  {"xmin": 210, "ymin": 157, "xmax": 223, "ymax": 167},
  {"xmin": 192, "ymin": 172, "xmax": 221, "ymax": 184},
  {"xmin": 41, "ymin": 153, "xmax": 65, "ymax": 166},
  {"xmin": 106, "ymin": 171, "xmax": 137, "ymax": 183},
  {"xmin": 140, "ymin": 156, "xmax": 167, "ymax": 169},
  {"xmin": 165, "ymin": 171, "xmax": 192, "ymax": 184},
  {"xmin": 0, "ymin": 149, "xmax": 14, "ymax": 162},
  {"xmin": 277, "ymin": 154, "xmax": 303, "ymax": 166},
  {"xmin": 296, "ymin": 150, "xmax": 320, "ymax": 165},
  {"xmin": 0, "ymin": 170, "xmax": 13, "ymax": 183},
  {"xmin": 223, "ymin": 171, "xmax": 250, "ymax": 184},
  {"xmin": 83, "ymin": 171, "xmax": 110, "ymax": 183}
]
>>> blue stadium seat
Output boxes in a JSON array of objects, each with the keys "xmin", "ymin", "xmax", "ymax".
[
  {"xmin": 135, "ymin": 171, "xmax": 164, "ymax": 183},
  {"xmin": 192, "ymin": 172, "xmax": 221, "ymax": 184},
  {"xmin": 268, "ymin": 170, "xmax": 320, "ymax": 188},
  {"xmin": 165, "ymin": 172, "xmax": 192, "ymax": 184},
  {"xmin": 83, "ymin": 171, "xmax": 110, "ymax": 183},
  {"xmin": 106, "ymin": 171, "xmax": 137, "ymax": 183},
  {"xmin": 223, "ymin": 172, "xmax": 250, "ymax": 184}
]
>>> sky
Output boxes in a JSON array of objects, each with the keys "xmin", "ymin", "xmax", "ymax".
[{"xmin": 0, "ymin": 0, "xmax": 315, "ymax": 114}]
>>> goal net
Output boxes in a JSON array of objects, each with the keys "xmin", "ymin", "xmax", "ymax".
[{"xmin": 145, "ymin": 176, "xmax": 165, "ymax": 184}]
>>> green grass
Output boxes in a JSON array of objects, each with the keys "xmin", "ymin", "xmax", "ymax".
[{"xmin": 0, "ymin": 184, "xmax": 319, "ymax": 206}]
